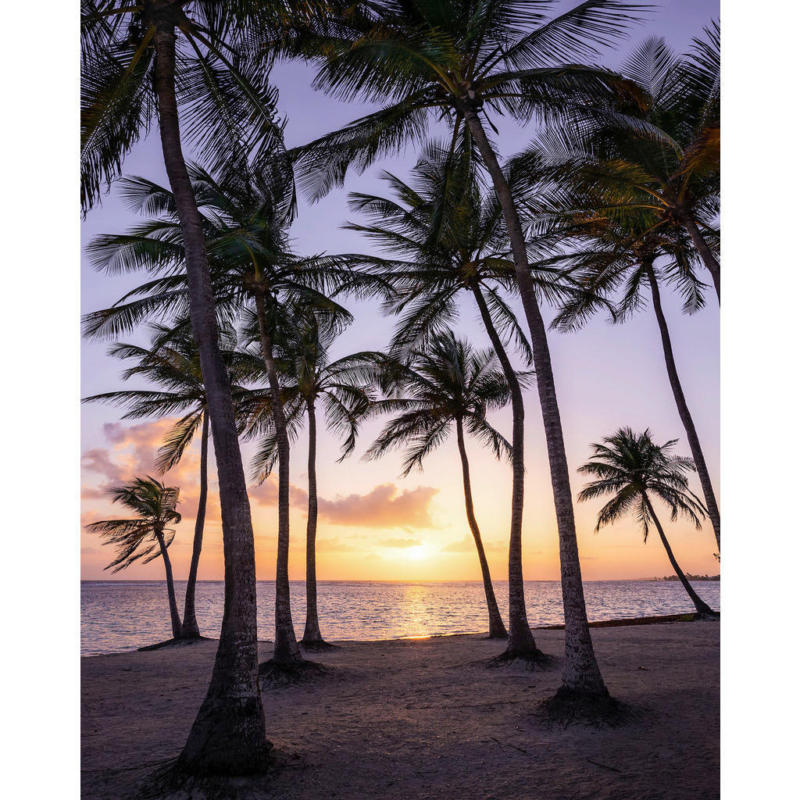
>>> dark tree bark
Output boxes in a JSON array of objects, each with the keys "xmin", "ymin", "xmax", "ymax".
[
  {"xmin": 464, "ymin": 106, "xmax": 607, "ymax": 695},
  {"xmin": 301, "ymin": 399, "xmax": 325, "ymax": 645},
  {"xmin": 155, "ymin": 527, "xmax": 182, "ymax": 639},
  {"xmin": 642, "ymin": 494, "xmax": 715, "ymax": 615},
  {"xmin": 152, "ymin": 19, "xmax": 270, "ymax": 775},
  {"xmin": 254, "ymin": 292, "xmax": 302, "ymax": 665},
  {"xmin": 471, "ymin": 285, "xmax": 538, "ymax": 655},
  {"xmin": 180, "ymin": 412, "xmax": 208, "ymax": 639},
  {"xmin": 646, "ymin": 264, "xmax": 721, "ymax": 553},
  {"xmin": 455, "ymin": 416, "xmax": 507, "ymax": 639},
  {"xmin": 679, "ymin": 214, "xmax": 720, "ymax": 302}
]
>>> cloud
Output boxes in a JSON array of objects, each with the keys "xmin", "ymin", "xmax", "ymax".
[
  {"xmin": 441, "ymin": 536, "xmax": 505, "ymax": 553},
  {"xmin": 317, "ymin": 484, "xmax": 439, "ymax": 529},
  {"xmin": 81, "ymin": 448, "xmax": 124, "ymax": 483},
  {"xmin": 379, "ymin": 537, "xmax": 422, "ymax": 548},
  {"xmin": 315, "ymin": 537, "xmax": 359, "ymax": 553}
]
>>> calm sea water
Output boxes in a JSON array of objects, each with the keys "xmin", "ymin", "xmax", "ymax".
[{"xmin": 81, "ymin": 580, "xmax": 720, "ymax": 656}]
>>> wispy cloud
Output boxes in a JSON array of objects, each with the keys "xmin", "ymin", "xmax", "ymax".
[
  {"xmin": 441, "ymin": 536, "xmax": 505, "ymax": 553},
  {"xmin": 317, "ymin": 484, "xmax": 438, "ymax": 529}
]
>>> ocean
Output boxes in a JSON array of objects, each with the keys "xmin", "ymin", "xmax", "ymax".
[{"xmin": 81, "ymin": 579, "xmax": 720, "ymax": 656}]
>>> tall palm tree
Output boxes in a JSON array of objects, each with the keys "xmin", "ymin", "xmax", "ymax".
[
  {"xmin": 83, "ymin": 165, "xmax": 382, "ymax": 669},
  {"xmin": 81, "ymin": 0, "xmax": 296, "ymax": 770},
  {"xmin": 279, "ymin": 0, "xmax": 646, "ymax": 700},
  {"xmin": 239, "ymin": 308, "xmax": 376, "ymax": 648},
  {"xmin": 366, "ymin": 330, "xmax": 525, "ymax": 641},
  {"xmin": 86, "ymin": 476, "xmax": 183, "ymax": 637},
  {"xmin": 578, "ymin": 427, "xmax": 715, "ymax": 616},
  {"xmin": 343, "ymin": 143, "xmax": 575, "ymax": 656},
  {"xmin": 82, "ymin": 323, "xmax": 253, "ymax": 639}
]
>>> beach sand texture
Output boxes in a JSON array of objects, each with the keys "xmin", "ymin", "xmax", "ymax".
[{"xmin": 82, "ymin": 620, "xmax": 719, "ymax": 799}]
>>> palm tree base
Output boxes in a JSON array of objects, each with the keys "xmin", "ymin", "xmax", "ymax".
[
  {"xmin": 486, "ymin": 629, "xmax": 509, "ymax": 640},
  {"xmin": 258, "ymin": 657, "xmax": 328, "ymax": 688},
  {"xmin": 487, "ymin": 647, "xmax": 555, "ymax": 670},
  {"xmin": 539, "ymin": 686, "xmax": 628, "ymax": 727},
  {"xmin": 300, "ymin": 638, "xmax": 339, "ymax": 651}
]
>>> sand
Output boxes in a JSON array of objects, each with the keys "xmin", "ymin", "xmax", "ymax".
[{"xmin": 81, "ymin": 620, "xmax": 719, "ymax": 799}]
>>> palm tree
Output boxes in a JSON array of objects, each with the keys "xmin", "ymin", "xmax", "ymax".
[
  {"xmin": 83, "ymin": 165, "xmax": 382, "ymax": 669},
  {"xmin": 343, "ymin": 143, "xmax": 574, "ymax": 656},
  {"xmin": 578, "ymin": 427, "xmax": 715, "ymax": 616},
  {"xmin": 366, "ymin": 330, "xmax": 525, "ymax": 641},
  {"xmin": 81, "ymin": 0, "xmax": 294, "ymax": 770},
  {"xmin": 86, "ymin": 476, "xmax": 183, "ymax": 638},
  {"xmin": 82, "ymin": 323, "xmax": 253, "ymax": 639},
  {"xmin": 238, "ymin": 308, "xmax": 376, "ymax": 648},
  {"xmin": 528, "ymin": 26, "xmax": 720, "ymax": 298},
  {"xmin": 279, "ymin": 0, "xmax": 646, "ymax": 700}
]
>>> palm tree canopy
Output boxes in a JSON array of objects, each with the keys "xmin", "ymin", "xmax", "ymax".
[
  {"xmin": 85, "ymin": 476, "xmax": 182, "ymax": 572},
  {"xmin": 577, "ymin": 426, "xmax": 706, "ymax": 541},
  {"xmin": 237, "ymin": 305, "xmax": 382, "ymax": 479},
  {"xmin": 80, "ymin": 0, "xmax": 295, "ymax": 213},
  {"xmin": 366, "ymin": 329, "xmax": 526, "ymax": 475},
  {"xmin": 277, "ymin": 0, "xmax": 650, "ymax": 200}
]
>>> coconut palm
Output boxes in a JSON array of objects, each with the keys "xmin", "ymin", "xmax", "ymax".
[
  {"xmin": 86, "ymin": 476, "xmax": 183, "ymax": 637},
  {"xmin": 365, "ymin": 330, "xmax": 528, "ymax": 641},
  {"xmin": 525, "ymin": 25, "xmax": 720, "ymax": 299},
  {"xmin": 82, "ymin": 323, "xmax": 254, "ymax": 639},
  {"xmin": 343, "ymin": 143, "xmax": 578, "ymax": 656},
  {"xmin": 83, "ymin": 164, "xmax": 382, "ymax": 669},
  {"xmin": 81, "ymin": 0, "xmax": 296, "ymax": 770},
  {"xmin": 578, "ymin": 427, "xmax": 715, "ymax": 616},
  {"xmin": 280, "ymin": 0, "xmax": 648, "ymax": 700},
  {"xmin": 238, "ymin": 307, "xmax": 377, "ymax": 648}
]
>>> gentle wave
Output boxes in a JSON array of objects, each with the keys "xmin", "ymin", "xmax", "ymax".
[{"xmin": 81, "ymin": 580, "xmax": 719, "ymax": 656}]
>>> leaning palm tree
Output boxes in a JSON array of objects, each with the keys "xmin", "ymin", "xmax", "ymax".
[
  {"xmin": 81, "ymin": 0, "xmax": 297, "ymax": 770},
  {"xmin": 366, "ymin": 330, "xmax": 526, "ymax": 642},
  {"xmin": 279, "ymin": 0, "xmax": 647, "ymax": 702},
  {"xmin": 86, "ymin": 477, "xmax": 183, "ymax": 637},
  {"xmin": 239, "ymin": 307, "xmax": 376, "ymax": 648},
  {"xmin": 578, "ymin": 427, "xmax": 715, "ymax": 616},
  {"xmin": 82, "ymin": 323, "xmax": 253, "ymax": 639},
  {"xmin": 83, "ymin": 164, "xmax": 382, "ymax": 670},
  {"xmin": 343, "ymin": 143, "xmax": 577, "ymax": 656}
]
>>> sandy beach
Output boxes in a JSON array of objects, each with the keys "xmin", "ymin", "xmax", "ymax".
[{"xmin": 81, "ymin": 619, "xmax": 718, "ymax": 799}]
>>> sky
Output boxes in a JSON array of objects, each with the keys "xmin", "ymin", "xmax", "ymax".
[{"xmin": 81, "ymin": 0, "xmax": 720, "ymax": 583}]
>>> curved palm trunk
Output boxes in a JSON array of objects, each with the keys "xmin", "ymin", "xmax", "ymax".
[
  {"xmin": 455, "ymin": 417, "xmax": 507, "ymax": 639},
  {"xmin": 472, "ymin": 285, "xmax": 538, "ymax": 655},
  {"xmin": 254, "ymin": 293, "xmax": 302, "ymax": 665},
  {"xmin": 646, "ymin": 265, "xmax": 721, "ymax": 553},
  {"xmin": 642, "ymin": 494, "xmax": 715, "ymax": 616},
  {"xmin": 302, "ymin": 399, "xmax": 325, "ymax": 645},
  {"xmin": 465, "ymin": 107, "xmax": 606, "ymax": 695},
  {"xmin": 155, "ymin": 528, "xmax": 182, "ymax": 639},
  {"xmin": 180, "ymin": 412, "xmax": 209, "ymax": 639},
  {"xmin": 153, "ymin": 21, "xmax": 270, "ymax": 775},
  {"xmin": 679, "ymin": 214, "xmax": 720, "ymax": 302}
]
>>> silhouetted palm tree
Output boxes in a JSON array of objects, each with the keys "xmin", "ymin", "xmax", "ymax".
[
  {"xmin": 578, "ymin": 427, "xmax": 715, "ymax": 616},
  {"xmin": 239, "ymin": 308, "xmax": 376, "ymax": 648},
  {"xmin": 86, "ymin": 476, "xmax": 183, "ymax": 637},
  {"xmin": 81, "ymin": 0, "xmax": 293, "ymax": 770},
  {"xmin": 343, "ymin": 143, "xmax": 576, "ymax": 656},
  {"xmin": 366, "ymin": 330, "xmax": 524, "ymax": 640},
  {"xmin": 83, "ymin": 323, "xmax": 253, "ymax": 638},
  {"xmin": 281, "ymin": 0, "xmax": 649, "ymax": 699}
]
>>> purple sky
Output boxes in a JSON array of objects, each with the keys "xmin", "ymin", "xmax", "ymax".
[{"xmin": 81, "ymin": 1, "xmax": 720, "ymax": 581}]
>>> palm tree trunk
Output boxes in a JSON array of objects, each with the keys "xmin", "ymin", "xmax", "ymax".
[
  {"xmin": 455, "ymin": 416, "xmax": 507, "ymax": 639},
  {"xmin": 471, "ymin": 284, "xmax": 538, "ymax": 655},
  {"xmin": 155, "ymin": 528, "xmax": 182, "ymax": 639},
  {"xmin": 254, "ymin": 292, "xmax": 302, "ymax": 665},
  {"xmin": 646, "ymin": 265, "xmax": 721, "ymax": 553},
  {"xmin": 153, "ymin": 19, "xmax": 270, "ymax": 775},
  {"xmin": 642, "ymin": 494, "xmax": 715, "ymax": 616},
  {"xmin": 302, "ymin": 399, "xmax": 325, "ymax": 645},
  {"xmin": 464, "ymin": 106, "xmax": 606, "ymax": 695},
  {"xmin": 679, "ymin": 214, "xmax": 720, "ymax": 301},
  {"xmin": 180, "ymin": 412, "xmax": 208, "ymax": 639}
]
